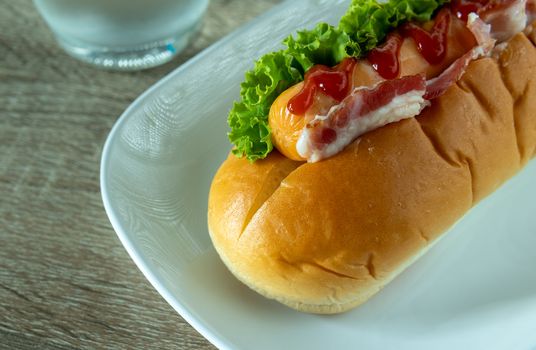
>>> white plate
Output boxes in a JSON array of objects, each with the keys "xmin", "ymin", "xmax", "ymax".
[{"xmin": 100, "ymin": 0, "xmax": 536, "ymax": 349}]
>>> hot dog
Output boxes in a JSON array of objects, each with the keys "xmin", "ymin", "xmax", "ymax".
[{"xmin": 208, "ymin": 0, "xmax": 536, "ymax": 313}]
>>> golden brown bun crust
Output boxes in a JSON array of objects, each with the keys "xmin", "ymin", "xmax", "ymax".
[{"xmin": 208, "ymin": 32, "xmax": 536, "ymax": 314}]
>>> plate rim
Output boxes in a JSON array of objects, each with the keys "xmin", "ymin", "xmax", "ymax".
[{"xmin": 99, "ymin": 3, "xmax": 296, "ymax": 348}]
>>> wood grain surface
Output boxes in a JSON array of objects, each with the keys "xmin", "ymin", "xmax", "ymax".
[{"xmin": 0, "ymin": 0, "xmax": 280, "ymax": 349}]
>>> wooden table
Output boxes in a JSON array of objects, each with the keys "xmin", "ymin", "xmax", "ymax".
[{"xmin": 0, "ymin": 1, "xmax": 279, "ymax": 348}]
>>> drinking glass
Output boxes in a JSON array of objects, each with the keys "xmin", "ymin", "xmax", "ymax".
[{"xmin": 33, "ymin": 0, "xmax": 210, "ymax": 70}]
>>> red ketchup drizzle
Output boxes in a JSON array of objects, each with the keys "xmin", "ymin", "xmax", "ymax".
[
  {"xmin": 286, "ymin": 5, "xmax": 470, "ymax": 115},
  {"xmin": 367, "ymin": 33, "xmax": 403, "ymax": 79},
  {"xmin": 401, "ymin": 8, "xmax": 451, "ymax": 65},
  {"xmin": 287, "ymin": 58, "xmax": 356, "ymax": 115}
]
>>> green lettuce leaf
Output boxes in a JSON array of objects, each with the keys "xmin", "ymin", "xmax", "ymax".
[
  {"xmin": 284, "ymin": 23, "xmax": 351, "ymax": 73},
  {"xmin": 340, "ymin": 0, "xmax": 450, "ymax": 56},
  {"xmin": 228, "ymin": 0, "xmax": 449, "ymax": 161},
  {"xmin": 228, "ymin": 51, "xmax": 302, "ymax": 161}
]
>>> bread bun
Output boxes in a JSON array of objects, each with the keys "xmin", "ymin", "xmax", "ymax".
[{"xmin": 208, "ymin": 32, "xmax": 536, "ymax": 314}]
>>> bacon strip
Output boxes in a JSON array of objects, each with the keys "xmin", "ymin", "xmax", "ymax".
[
  {"xmin": 425, "ymin": 13, "xmax": 495, "ymax": 99},
  {"xmin": 480, "ymin": 0, "xmax": 528, "ymax": 41},
  {"xmin": 297, "ymin": 14, "xmax": 497, "ymax": 163},
  {"xmin": 297, "ymin": 75, "xmax": 428, "ymax": 162},
  {"xmin": 293, "ymin": 3, "xmax": 533, "ymax": 163}
]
